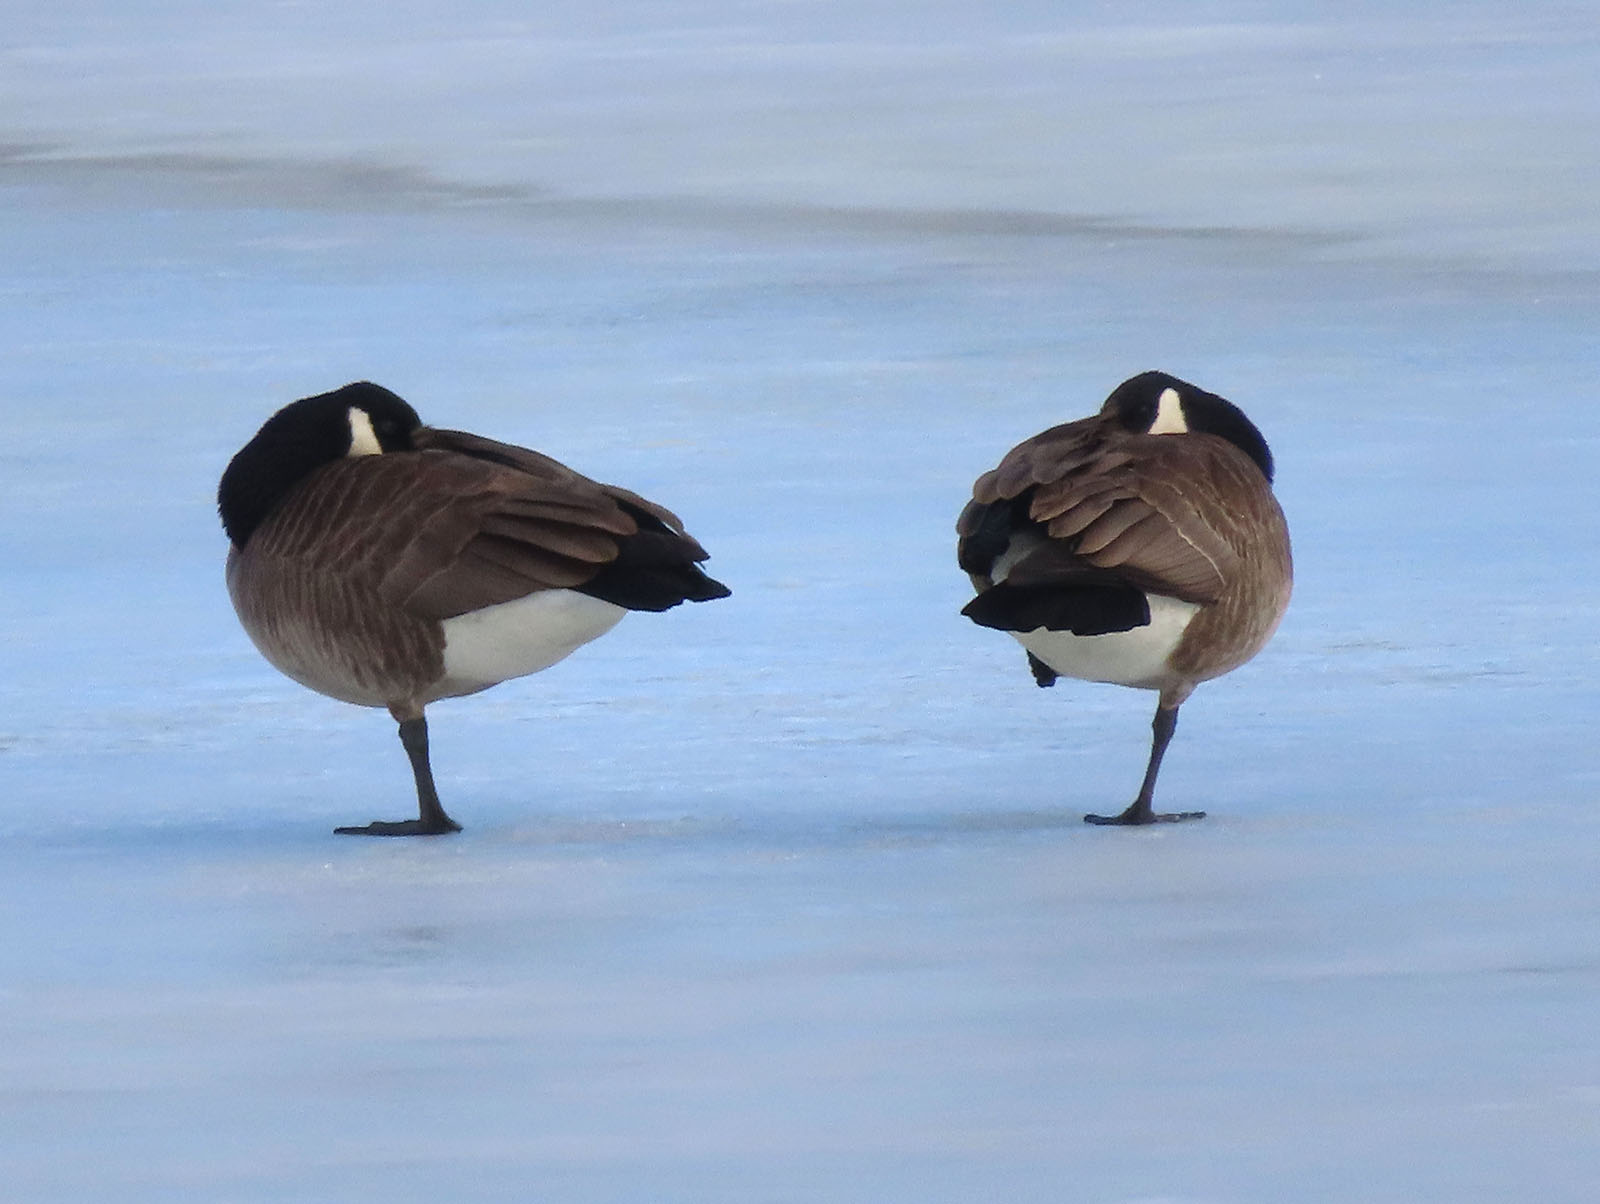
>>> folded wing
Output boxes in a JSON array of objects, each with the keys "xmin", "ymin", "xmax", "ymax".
[
  {"xmin": 958, "ymin": 420, "xmax": 1245, "ymax": 634},
  {"xmin": 254, "ymin": 427, "xmax": 728, "ymax": 622}
]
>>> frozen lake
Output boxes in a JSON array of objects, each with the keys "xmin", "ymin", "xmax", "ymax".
[{"xmin": 2, "ymin": 3, "xmax": 1598, "ymax": 1200}]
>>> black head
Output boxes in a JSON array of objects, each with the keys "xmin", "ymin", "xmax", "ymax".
[
  {"xmin": 1100, "ymin": 370, "xmax": 1275, "ymax": 482},
  {"xmin": 218, "ymin": 381, "xmax": 423, "ymax": 548}
]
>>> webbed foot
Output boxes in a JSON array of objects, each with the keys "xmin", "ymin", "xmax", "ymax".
[
  {"xmin": 1083, "ymin": 805, "xmax": 1206, "ymax": 826},
  {"xmin": 334, "ymin": 816, "xmax": 462, "ymax": 837}
]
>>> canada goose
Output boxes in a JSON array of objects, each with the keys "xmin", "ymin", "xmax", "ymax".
[
  {"xmin": 218, "ymin": 381, "xmax": 731, "ymax": 836},
  {"xmin": 956, "ymin": 371, "xmax": 1291, "ymax": 825}
]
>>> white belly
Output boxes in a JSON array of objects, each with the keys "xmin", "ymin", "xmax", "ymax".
[
  {"xmin": 1015, "ymin": 594, "xmax": 1199, "ymax": 690},
  {"xmin": 435, "ymin": 589, "xmax": 626, "ymax": 700}
]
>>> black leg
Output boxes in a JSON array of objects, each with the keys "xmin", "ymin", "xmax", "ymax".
[
  {"xmin": 335, "ymin": 715, "xmax": 463, "ymax": 836},
  {"xmin": 1084, "ymin": 703, "xmax": 1205, "ymax": 826}
]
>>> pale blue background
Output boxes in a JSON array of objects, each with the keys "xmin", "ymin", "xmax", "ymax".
[{"xmin": 2, "ymin": 4, "xmax": 1597, "ymax": 1200}]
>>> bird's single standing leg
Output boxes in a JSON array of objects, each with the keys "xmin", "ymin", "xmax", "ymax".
[
  {"xmin": 1084, "ymin": 702, "xmax": 1205, "ymax": 825},
  {"xmin": 397, "ymin": 716, "xmax": 462, "ymax": 834},
  {"xmin": 335, "ymin": 711, "xmax": 462, "ymax": 836}
]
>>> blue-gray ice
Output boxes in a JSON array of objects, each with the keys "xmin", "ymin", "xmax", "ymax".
[{"xmin": 2, "ymin": 3, "xmax": 1598, "ymax": 1201}]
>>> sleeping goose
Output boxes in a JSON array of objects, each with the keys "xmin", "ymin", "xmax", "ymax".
[
  {"xmin": 218, "ymin": 381, "xmax": 731, "ymax": 836},
  {"xmin": 957, "ymin": 371, "xmax": 1291, "ymax": 825}
]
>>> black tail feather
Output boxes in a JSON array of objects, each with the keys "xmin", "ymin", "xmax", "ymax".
[
  {"xmin": 961, "ymin": 582, "xmax": 1149, "ymax": 636},
  {"xmin": 577, "ymin": 528, "xmax": 730, "ymax": 612}
]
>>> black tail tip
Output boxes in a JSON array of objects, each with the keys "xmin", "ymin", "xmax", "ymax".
[
  {"xmin": 960, "ymin": 592, "xmax": 1011, "ymax": 631},
  {"xmin": 692, "ymin": 575, "xmax": 733, "ymax": 602}
]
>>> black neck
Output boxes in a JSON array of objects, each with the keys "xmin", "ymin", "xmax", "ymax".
[
  {"xmin": 218, "ymin": 398, "xmax": 353, "ymax": 547},
  {"xmin": 1193, "ymin": 399, "xmax": 1275, "ymax": 484}
]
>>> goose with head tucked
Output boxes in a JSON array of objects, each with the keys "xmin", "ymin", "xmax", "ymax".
[
  {"xmin": 957, "ymin": 371, "xmax": 1292, "ymax": 825},
  {"xmin": 219, "ymin": 381, "xmax": 731, "ymax": 836}
]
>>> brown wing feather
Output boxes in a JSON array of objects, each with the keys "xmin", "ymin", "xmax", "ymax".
[
  {"xmin": 251, "ymin": 433, "xmax": 654, "ymax": 621},
  {"xmin": 419, "ymin": 428, "xmax": 692, "ymax": 529},
  {"xmin": 477, "ymin": 513, "xmax": 623, "ymax": 563},
  {"xmin": 962, "ymin": 416, "xmax": 1256, "ymax": 606},
  {"xmin": 420, "ymin": 426, "xmax": 728, "ymax": 611},
  {"xmin": 418, "ymin": 426, "xmax": 716, "ymax": 554},
  {"xmin": 1071, "ymin": 496, "xmax": 1159, "ymax": 556}
]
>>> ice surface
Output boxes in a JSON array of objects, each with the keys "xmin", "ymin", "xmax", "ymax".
[{"xmin": 2, "ymin": 3, "xmax": 1599, "ymax": 1201}]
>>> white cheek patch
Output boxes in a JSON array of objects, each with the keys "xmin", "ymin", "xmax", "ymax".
[
  {"xmin": 346, "ymin": 407, "xmax": 383, "ymax": 456},
  {"xmin": 1148, "ymin": 387, "xmax": 1189, "ymax": 435}
]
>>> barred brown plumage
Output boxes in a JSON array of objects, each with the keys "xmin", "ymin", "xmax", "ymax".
[
  {"xmin": 220, "ymin": 381, "xmax": 730, "ymax": 836},
  {"xmin": 957, "ymin": 371, "xmax": 1292, "ymax": 826}
]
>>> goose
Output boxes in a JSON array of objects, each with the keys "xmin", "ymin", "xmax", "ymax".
[
  {"xmin": 218, "ymin": 381, "xmax": 731, "ymax": 836},
  {"xmin": 956, "ymin": 371, "xmax": 1291, "ymax": 825}
]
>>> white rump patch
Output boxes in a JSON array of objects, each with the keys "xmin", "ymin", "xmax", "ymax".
[
  {"xmin": 1016, "ymin": 594, "xmax": 1199, "ymax": 690},
  {"xmin": 346, "ymin": 407, "xmax": 383, "ymax": 456},
  {"xmin": 1148, "ymin": 387, "xmax": 1188, "ymax": 435},
  {"xmin": 437, "ymin": 589, "xmax": 627, "ymax": 699}
]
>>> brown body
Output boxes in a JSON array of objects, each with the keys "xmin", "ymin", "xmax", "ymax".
[
  {"xmin": 960, "ymin": 419, "xmax": 1291, "ymax": 707},
  {"xmin": 227, "ymin": 427, "xmax": 703, "ymax": 716},
  {"xmin": 957, "ymin": 372, "xmax": 1291, "ymax": 824},
  {"xmin": 219, "ymin": 383, "xmax": 729, "ymax": 835}
]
